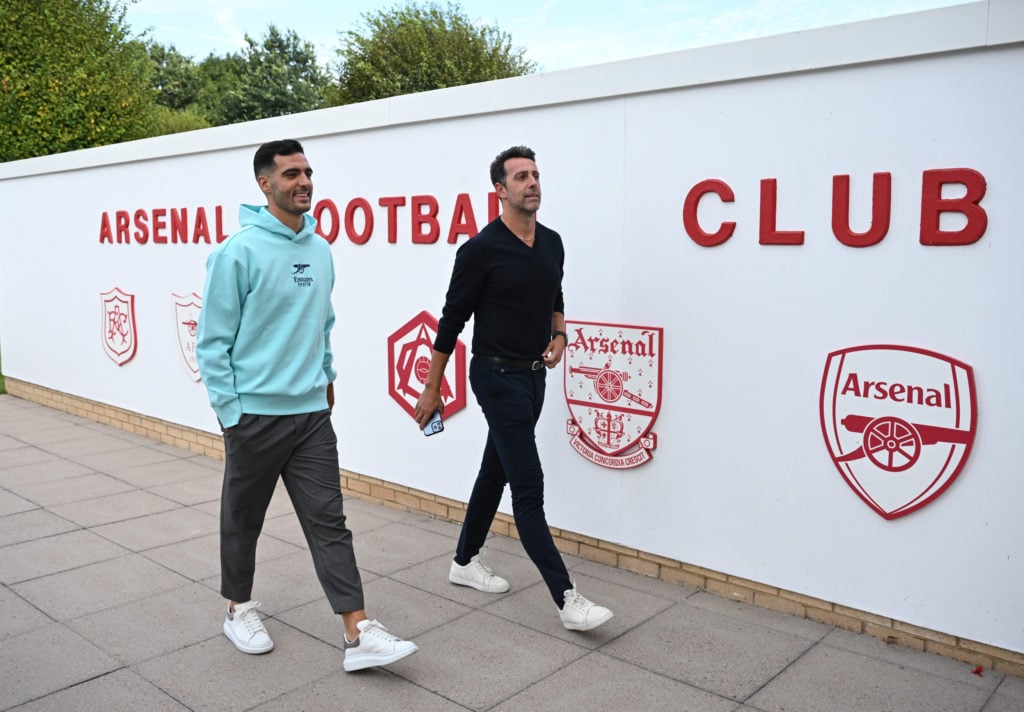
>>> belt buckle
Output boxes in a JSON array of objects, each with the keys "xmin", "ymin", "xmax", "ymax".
[{"xmin": 529, "ymin": 360, "xmax": 544, "ymax": 371}]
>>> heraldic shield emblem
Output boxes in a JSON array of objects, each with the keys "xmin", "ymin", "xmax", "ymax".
[
  {"xmin": 820, "ymin": 345, "xmax": 977, "ymax": 520},
  {"xmin": 100, "ymin": 287, "xmax": 138, "ymax": 366},
  {"xmin": 173, "ymin": 292, "xmax": 202, "ymax": 381},
  {"xmin": 564, "ymin": 321, "xmax": 663, "ymax": 469}
]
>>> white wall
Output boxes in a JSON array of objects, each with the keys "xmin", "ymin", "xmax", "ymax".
[{"xmin": 2, "ymin": 1, "xmax": 1021, "ymax": 653}]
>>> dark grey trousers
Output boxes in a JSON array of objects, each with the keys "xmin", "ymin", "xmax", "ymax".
[{"xmin": 220, "ymin": 409, "xmax": 364, "ymax": 613}]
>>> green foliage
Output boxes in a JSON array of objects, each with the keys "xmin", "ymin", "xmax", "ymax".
[
  {"xmin": 0, "ymin": 0, "xmax": 156, "ymax": 162},
  {"xmin": 217, "ymin": 26, "xmax": 328, "ymax": 124},
  {"xmin": 147, "ymin": 41, "xmax": 201, "ymax": 111},
  {"xmin": 330, "ymin": 1, "xmax": 536, "ymax": 105},
  {"xmin": 148, "ymin": 105, "xmax": 210, "ymax": 135},
  {"xmin": 192, "ymin": 53, "xmax": 246, "ymax": 125}
]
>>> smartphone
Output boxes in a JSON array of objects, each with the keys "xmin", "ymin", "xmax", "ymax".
[{"xmin": 423, "ymin": 410, "xmax": 444, "ymax": 436}]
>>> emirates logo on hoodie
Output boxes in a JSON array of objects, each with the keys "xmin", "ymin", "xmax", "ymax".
[{"xmin": 292, "ymin": 263, "xmax": 314, "ymax": 287}]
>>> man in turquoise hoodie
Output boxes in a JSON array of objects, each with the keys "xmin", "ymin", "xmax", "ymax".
[{"xmin": 197, "ymin": 139, "xmax": 417, "ymax": 672}]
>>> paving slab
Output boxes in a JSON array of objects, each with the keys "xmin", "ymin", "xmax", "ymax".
[
  {"xmin": 48, "ymin": 489, "xmax": 181, "ymax": 528},
  {"xmin": 91, "ymin": 506, "xmax": 219, "ymax": 552},
  {"xmin": 0, "ymin": 489, "xmax": 37, "ymax": 517},
  {"xmin": 0, "ymin": 508, "xmax": 78, "ymax": 548},
  {"xmin": 12, "ymin": 553, "xmax": 192, "ymax": 620},
  {"xmin": 601, "ymin": 597, "xmax": 818, "ymax": 701},
  {"xmin": 247, "ymin": 666, "xmax": 468, "ymax": 712},
  {"xmin": 0, "ymin": 529, "xmax": 129, "ymax": 584},
  {"xmin": 4, "ymin": 472, "xmax": 136, "ymax": 507},
  {"xmin": 0, "ymin": 584, "xmax": 53, "ymax": 639},
  {"xmin": 66, "ymin": 582, "xmax": 224, "ymax": 665},
  {"xmin": 6, "ymin": 669, "xmax": 191, "ymax": 712},
  {"xmin": 396, "ymin": 610, "xmax": 588, "ymax": 711},
  {"xmin": 0, "ymin": 459, "xmax": 95, "ymax": 488},
  {"xmin": 492, "ymin": 651, "xmax": 738, "ymax": 712},
  {"xmin": 0, "ymin": 446, "xmax": 57, "ymax": 468},
  {"xmin": 133, "ymin": 622, "xmax": 346, "ymax": 712},
  {"xmin": 142, "ymin": 529, "xmax": 301, "ymax": 581},
  {"xmin": 747, "ymin": 643, "xmax": 994, "ymax": 712},
  {"xmin": 146, "ymin": 473, "xmax": 224, "ymax": 506},
  {"xmin": 0, "ymin": 622, "xmax": 118, "ymax": 710}
]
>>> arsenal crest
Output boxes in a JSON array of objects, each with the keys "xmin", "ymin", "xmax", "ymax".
[
  {"xmin": 172, "ymin": 292, "xmax": 202, "ymax": 381},
  {"xmin": 100, "ymin": 287, "xmax": 138, "ymax": 366},
  {"xmin": 564, "ymin": 321, "xmax": 663, "ymax": 469},
  {"xmin": 820, "ymin": 345, "xmax": 977, "ymax": 519},
  {"xmin": 387, "ymin": 311, "xmax": 467, "ymax": 420}
]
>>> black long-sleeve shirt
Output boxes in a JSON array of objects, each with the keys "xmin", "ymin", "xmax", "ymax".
[{"xmin": 434, "ymin": 218, "xmax": 565, "ymax": 360}]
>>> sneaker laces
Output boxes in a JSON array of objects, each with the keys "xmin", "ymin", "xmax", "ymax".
[
  {"xmin": 470, "ymin": 558, "xmax": 495, "ymax": 576},
  {"xmin": 361, "ymin": 619, "xmax": 398, "ymax": 642},
  {"xmin": 234, "ymin": 602, "xmax": 268, "ymax": 637},
  {"xmin": 564, "ymin": 588, "xmax": 593, "ymax": 612}
]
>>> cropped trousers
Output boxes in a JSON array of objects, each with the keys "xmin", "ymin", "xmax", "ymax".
[{"xmin": 219, "ymin": 409, "xmax": 364, "ymax": 613}]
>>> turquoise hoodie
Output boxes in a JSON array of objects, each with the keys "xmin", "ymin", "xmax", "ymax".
[{"xmin": 196, "ymin": 204, "xmax": 336, "ymax": 428}]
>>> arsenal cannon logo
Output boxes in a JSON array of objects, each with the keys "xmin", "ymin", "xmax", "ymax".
[
  {"xmin": 564, "ymin": 321, "xmax": 663, "ymax": 469},
  {"xmin": 172, "ymin": 292, "xmax": 202, "ymax": 381},
  {"xmin": 820, "ymin": 345, "xmax": 977, "ymax": 519}
]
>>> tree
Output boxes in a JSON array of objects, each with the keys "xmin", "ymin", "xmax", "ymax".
[
  {"xmin": 147, "ymin": 41, "xmax": 201, "ymax": 111},
  {"xmin": 193, "ymin": 53, "xmax": 246, "ymax": 125},
  {"xmin": 218, "ymin": 26, "xmax": 328, "ymax": 124},
  {"xmin": 331, "ymin": 1, "xmax": 535, "ymax": 105},
  {"xmin": 0, "ymin": 0, "xmax": 155, "ymax": 162}
]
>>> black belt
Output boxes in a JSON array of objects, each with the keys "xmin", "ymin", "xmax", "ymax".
[{"xmin": 478, "ymin": 356, "xmax": 545, "ymax": 371}]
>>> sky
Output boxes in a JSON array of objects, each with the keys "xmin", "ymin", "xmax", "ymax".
[{"xmin": 124, "ymin": 0, "xmax": 972, "ymax": 73}]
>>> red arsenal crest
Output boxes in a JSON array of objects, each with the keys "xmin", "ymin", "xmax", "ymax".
[
  {"xmin": 172, "ymin": 292, "xmax": 202, "ymax": 381},
  {"xmin": 387, "ymin": 311, "xmax": 467, "ymax": 420},
  {"xmin": 101, "ymin": 287, "xmax": 138, "ymax": 366},
  {"xmin": 564, "ymin": 321, "xmax": 663, "ymax": 469},
  {"xmin": 820, "ymin": 345, "xmax": 977, "ymax": 519}
]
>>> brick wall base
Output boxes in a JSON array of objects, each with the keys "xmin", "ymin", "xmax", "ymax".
[{"xmin": 7, "ymin": 377, "xmax": 1022, "ymax": 677}]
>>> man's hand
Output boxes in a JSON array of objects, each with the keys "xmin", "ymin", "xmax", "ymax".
[
  {"xmin": 542, "ymin": 336, "xmax": 566, "ymax": 368},
  {"xmin": 414, "ymin": 349, "xmax": 451, "ymax": 429},
  {"xmin": 414, "ymin": 388, "xmax": 444, "ymax": 429}
]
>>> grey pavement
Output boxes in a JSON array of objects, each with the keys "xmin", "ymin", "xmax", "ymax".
[{"xmin": 0, "ymin": 392, "xmax": 1020, "ymax": 712}]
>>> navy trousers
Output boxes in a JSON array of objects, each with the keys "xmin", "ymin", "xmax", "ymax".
[
  {"xmin": 220, "ymin": 409, "xmax": 364, "ymax": 613},
  {"xmin": 455, "ymin": 357, "xmax": 573, "ymax": 606}
]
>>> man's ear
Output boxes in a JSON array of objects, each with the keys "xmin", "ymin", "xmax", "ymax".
[{"xmin": 256, "ymin": 173, "xmax": 271, "ymax": 194}]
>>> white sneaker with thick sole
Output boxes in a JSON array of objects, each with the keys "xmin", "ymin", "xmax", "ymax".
[
  {"xmin": 449, "ymin": 554, "xmax": 510, "ymax": 593},
  {"xmin": 343, "ymin": 619, "xmax": 418, "ymax": 672},
  {"xmin": 559, "ymin": 587, "xmax": 614, "ymax": 631},
  {"xmin": 223, "ymin": 600, "xmax": 274, "ymax": 654}
]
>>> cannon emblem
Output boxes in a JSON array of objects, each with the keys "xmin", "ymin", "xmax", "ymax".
[
  {"xmin": 173, "ymin": 292, "xmax": 202, "ymax": 381},
  {"xmin": 820, "ymin": 345, "xmax": 977, "ymax": 520},
  {"xmin": 563, "ymin": 321, "xmax": 663, "ymax": 469},
  {"xmin": 569, "ymin": 363, "xmax": 653, "ymax": 408},
  {"xmin": 837, "ymin": 414, "xmax": 972, "ymax": 472}
]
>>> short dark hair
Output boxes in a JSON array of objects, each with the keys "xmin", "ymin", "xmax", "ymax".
[
  {"xmin": 253, "ymin": 139, "xmax": 305, "ymax": 179},
  {"xmin": 489, "ymin": 145, "xmax": 536, "ymax": 186}
]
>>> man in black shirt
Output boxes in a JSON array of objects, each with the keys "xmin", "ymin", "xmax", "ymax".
[{"xmin": 415, "ymin": 145, "xmax": 613, "ymax": 631}]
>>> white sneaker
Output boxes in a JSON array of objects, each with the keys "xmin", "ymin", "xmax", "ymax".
[
  {"xmin": 559, "ymin": 587, "xmax": 613, "ymax": 631},
  {"xmin": 223, "ymin": 600, "xmax": 274, "ymax": 654},
  {"xmin": 449, "ymin": 554, "xmax": 510, "ymax": 593},
  {"xmin": 343, "ymin": 619, "xmax": 418, "ymax": 672}
]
